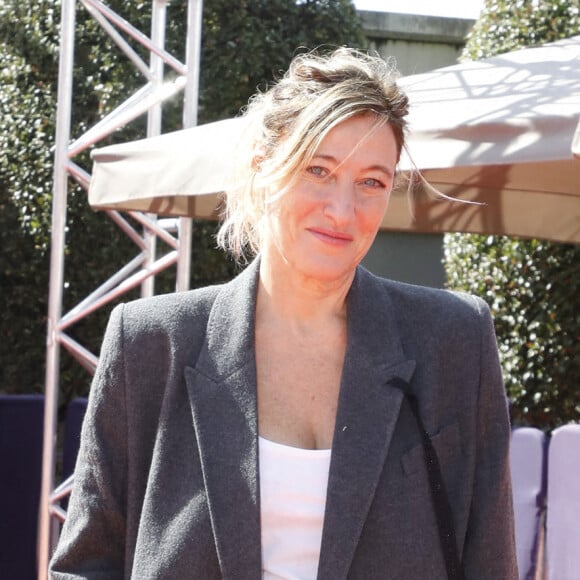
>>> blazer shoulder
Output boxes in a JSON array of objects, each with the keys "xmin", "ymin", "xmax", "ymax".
[
  {"xmin": 113, "ymin": 283, "xmax": 223, "ymax": 339},
  {"xmin": 369, "ymin": 269, "xmax": 483, "ymax": 309},
  {"xmin": 362, "ymin": 269, "xmax": 490, "ymax": 333}
]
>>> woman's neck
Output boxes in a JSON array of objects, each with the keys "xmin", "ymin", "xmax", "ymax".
[{"xmin": 257, "ymin": 252, "xmax": 353, "ymax": 330}]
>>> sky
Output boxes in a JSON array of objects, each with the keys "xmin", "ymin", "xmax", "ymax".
[{"xmin": 352, "ymin": 0, "xmax": 486, "ymax": 20}]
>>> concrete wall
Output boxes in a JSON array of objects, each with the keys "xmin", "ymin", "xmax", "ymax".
[
  {"xmin": 359, "ymin": 11, "xmax": 474, "ymax": 75},
  {"xmin": 358, "ymin": 11, "xmax": 475, "ymax": 287}
]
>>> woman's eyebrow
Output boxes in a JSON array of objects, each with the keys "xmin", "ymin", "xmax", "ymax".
[
  {"xmin": 366, "ymin": 164, "xmax": 395, "ymax": 178},
  {"xmin": 312, "ymin": 154, "xmax": 394, "ymax": 178},
  {"xmin": 310, "ymin": 153, "xmax": 337, "ymax": 163}
]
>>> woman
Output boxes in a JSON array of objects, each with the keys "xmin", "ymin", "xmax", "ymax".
[{"xmin": 50, "ymin": 48, "xmax": 518, "ymax": 579}]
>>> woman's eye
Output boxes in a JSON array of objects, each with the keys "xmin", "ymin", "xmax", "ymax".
[
  {"xmin": 361, "ymin": 177, "xmax": 386, "ymax": 189},
  {"xmin": 306, "ymin": 165, "xmax": 328, "ymax": 178}
]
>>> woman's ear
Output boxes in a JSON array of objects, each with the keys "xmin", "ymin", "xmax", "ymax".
[{"xmin": 252, "ymin": 147, "xmax": 266, "ymax": 171}]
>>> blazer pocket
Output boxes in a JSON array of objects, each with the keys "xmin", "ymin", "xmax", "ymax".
[{"xmin": 401, "ymin": 421, "xmax": 460, "ymax": 477}]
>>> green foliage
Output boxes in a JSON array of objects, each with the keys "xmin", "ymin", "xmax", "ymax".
[
  {"xmin": 0, "ymin": 193, "xmax": 50, "ymax": 396},
  {"xmin": 444, "ymin": 0, "xmax": 580, "ymax": 429},
  {"xmin": 445, "ymin": 236, "xmax": 580, "ymax": 427},
  {"xmin": 197, "ymin": 0, "xmax": 366, "ymax": 121},
  {"xmin": 463, "ymin": 0, "xmax": 580, "ymax": 60},
  {"xmin": 0, "ymin": 0, "xmax": 365, "ymax": 404}
]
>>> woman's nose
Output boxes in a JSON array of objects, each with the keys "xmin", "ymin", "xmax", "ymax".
[{"xmin": 322, "ymin": 179, "xmax": 355, "ymax": 225}]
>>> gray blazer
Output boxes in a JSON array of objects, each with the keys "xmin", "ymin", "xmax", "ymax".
[{"xmin": 50, "ymin": 260, "xmax": 518, "ymax": 579}]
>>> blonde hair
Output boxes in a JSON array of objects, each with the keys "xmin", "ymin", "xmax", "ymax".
[{"xmin": 217, "ymin": 47, "xmax": 409, "ymax": 261}]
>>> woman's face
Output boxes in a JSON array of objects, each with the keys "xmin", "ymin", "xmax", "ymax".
[{"xmin": 262, "ymin": 114, "xmax": 398, "ymax": 285}]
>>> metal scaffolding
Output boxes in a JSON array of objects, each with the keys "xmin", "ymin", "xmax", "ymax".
[{"xmin": 38, "ymin": 0, "xmax": 203, "ymax": 576}]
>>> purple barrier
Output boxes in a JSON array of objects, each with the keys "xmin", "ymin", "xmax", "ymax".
[
  {"xmin": 510, "ymin": 427, "xmax": 548, "ymax": 580},
  {"xmin": 0, "ymin": 394, "xmax": 45, "ymax": 580},
  {"xmin": 546, "ymin": 424, "xmax": 580, "ymax": 580},
  {"xmin": 59, "ymin": 397, "xmax": 88, "ymax": 512},
  {"xmin": 62, "ymin": 397, "xmax": 88, "ymax": 481}
]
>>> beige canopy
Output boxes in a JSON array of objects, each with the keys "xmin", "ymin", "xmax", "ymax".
[{"xmin": 90, "ymin": 36, "xmax": 580, "ymax": 243}]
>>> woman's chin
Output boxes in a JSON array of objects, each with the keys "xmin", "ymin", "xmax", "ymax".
[{"xmin": 294, "ymin": 257, "xmax": 358, "ymax": 286}]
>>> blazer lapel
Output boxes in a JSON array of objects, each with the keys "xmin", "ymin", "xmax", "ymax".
[
  {"xmin": 185, "ymin": 260, "xmax": 262, "ymax": 580},
  {"xmin": 184, "ymin": 262, "xmax": 415, "ymax": 579},
  {"xmin": 317, "ymin": 267, "xmax": 416, "ymax": 580}
]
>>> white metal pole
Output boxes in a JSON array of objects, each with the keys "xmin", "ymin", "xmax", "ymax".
[
  {"xmin": 38, "ymin": 0, "xmax": 77, "ymax": 576},
  {"xmin": 183, "ymin": 0, "xmax": 203, "ymax": 128},
  {"xmin": 39, "ymin": 2, "xmax": 203, "ymax": 575},
  {"xmin": 142, "ymin": 0, "xmax": 168, "ymax": 298},
  {"xmin": 176, "ymin": 0, "xmax": 203, "ymax": 292}
]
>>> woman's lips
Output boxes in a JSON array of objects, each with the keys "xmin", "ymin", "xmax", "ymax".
[{"xmin": 308, "ymin": 227, "xmax": 354, "ymax": 245}]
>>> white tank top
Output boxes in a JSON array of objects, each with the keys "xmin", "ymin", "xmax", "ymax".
[{"xmin": 259, "ymin": 436, "xmax": 332, "ymax": 580}]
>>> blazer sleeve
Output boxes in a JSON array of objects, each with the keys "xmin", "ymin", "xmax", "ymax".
[
  {"xmin": 50, "ymin": 304, "xmax": 128, "ymax": 579},
  {"xmin": 462, "ymin": 297, "xmax": 518, "ymax": 579}
]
